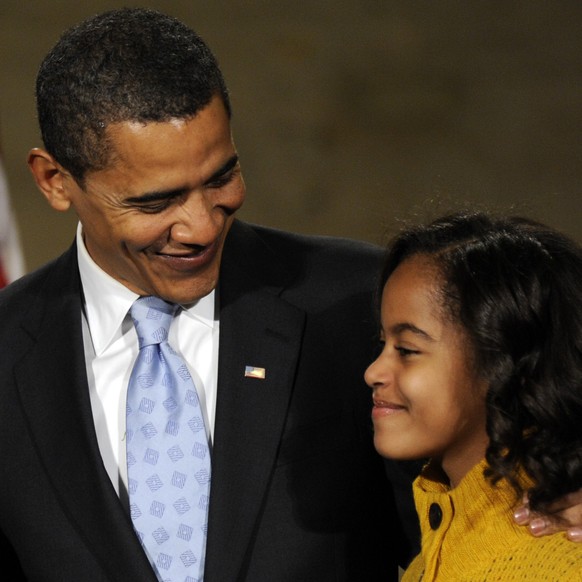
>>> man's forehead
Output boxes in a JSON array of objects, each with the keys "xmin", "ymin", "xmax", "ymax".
[{"xmin": 105, "ymin": 117, "xmax": 193, "ymax": 141}]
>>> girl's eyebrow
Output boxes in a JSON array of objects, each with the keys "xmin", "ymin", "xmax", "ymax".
[{"xmin": 390, "ymin": 322, "xmax": 436, "ymax": 342}]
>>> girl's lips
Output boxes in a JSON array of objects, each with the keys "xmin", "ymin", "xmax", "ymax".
[{"xmin": 371, "ymin": 399, "xmax": 407, "ymax": 419}]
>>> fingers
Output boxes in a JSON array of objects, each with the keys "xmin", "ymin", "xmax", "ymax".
[
  {"xmin": 513, "ymin": 504, "xmax": 531, "ymax": 525},
  {"xmin": 528, "ymin": 516, "xmax": 561, "ymax": 537},
  {"xmin": 519, "ymin": 515, "xmax": 582, "ymax": 539},
  {"xmin": 514, "ymin": 507, "xmax": 554, "ymax": 536},
  {"xmin": 513, "ymin": 496, "xmax": 582, "ymax": 541}
]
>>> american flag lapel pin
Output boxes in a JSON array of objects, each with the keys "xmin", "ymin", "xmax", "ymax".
[{"xmin": 244, "ymin": 365, "xmax": 266, "ymax": 379}]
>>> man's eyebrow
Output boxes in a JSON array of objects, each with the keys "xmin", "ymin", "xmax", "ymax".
[
  {"xmin": 390, "ymin": 322, "xmax": 436, "ymax": 341},
  {"xmin": 124, "ymin": 187, "xmax": 189, "ymax": 205},
  {"xmin": 123, "ymin": 154, "xmax": 240, "ymax": 204}
]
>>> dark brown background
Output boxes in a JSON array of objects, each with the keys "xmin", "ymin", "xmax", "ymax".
[{"xmin": 1, "ymin": 0, "xmax": 580, "ymax": 272}]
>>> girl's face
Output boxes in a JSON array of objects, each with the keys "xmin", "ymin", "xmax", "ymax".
[{"xmin": 365, "ymin": 255, "xmax": 489, "ymax": 486}]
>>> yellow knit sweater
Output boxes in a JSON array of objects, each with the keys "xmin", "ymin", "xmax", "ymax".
[{"xmin": 402, "ymin": 458, "xmax": 582, "ymax": 581}]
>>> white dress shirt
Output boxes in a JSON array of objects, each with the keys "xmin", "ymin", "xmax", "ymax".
[{"xmin": 76, "ymin": 224, "xmax": 219, "ymax": 497}]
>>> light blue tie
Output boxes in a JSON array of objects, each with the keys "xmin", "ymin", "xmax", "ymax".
[{"xmin": 126, "ymin": 296, "xmax": 211, "ymax": 582}]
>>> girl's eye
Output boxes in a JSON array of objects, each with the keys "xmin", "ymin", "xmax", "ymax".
[{"xmin": 395, "ymin": 346, "xmax": 419, "ymax": 357}]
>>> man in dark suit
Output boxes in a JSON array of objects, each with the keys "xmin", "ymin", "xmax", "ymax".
[{"xmin": 0, "ymin": 8, "xmax": 417, "ymax": 581}]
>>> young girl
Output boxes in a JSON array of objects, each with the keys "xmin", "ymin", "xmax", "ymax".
[{"xmin": 366, "ymin": 212, "xmax": 582, "ymax": 580}]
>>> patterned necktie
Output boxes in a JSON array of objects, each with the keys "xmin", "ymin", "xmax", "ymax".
[{"xmin": 126, "ymin": 296, "xmax": 211, "ymax": 582}]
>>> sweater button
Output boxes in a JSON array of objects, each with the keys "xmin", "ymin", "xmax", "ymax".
[{"xmin": 429, "ymin": 503, "xmax": 443, "ymax": 530}]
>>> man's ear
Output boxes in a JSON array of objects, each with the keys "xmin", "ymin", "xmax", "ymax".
[{"xmin": 27, "ymin": 148, "xmax": 74, "ymax": 212}]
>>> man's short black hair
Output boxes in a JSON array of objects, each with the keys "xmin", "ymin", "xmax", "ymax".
[{"xmin": 36, "ymin": 7, "xmax": 230, "ymax": 185}]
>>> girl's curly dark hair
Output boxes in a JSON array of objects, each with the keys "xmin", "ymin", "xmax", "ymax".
[{"xmin": 379, "ymin": 211, "xmax": 582, "ymax": 510}]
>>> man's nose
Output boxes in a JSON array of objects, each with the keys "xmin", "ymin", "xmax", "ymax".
[{"xmin": 170, "ymin": 193, "xmax": 222, "ymax": 245}]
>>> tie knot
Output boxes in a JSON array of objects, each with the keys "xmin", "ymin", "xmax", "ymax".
[{"xmin": 130, "ymin": 296, "xmax": 179, "ymax": 348}]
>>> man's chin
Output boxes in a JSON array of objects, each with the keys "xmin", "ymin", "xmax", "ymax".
[{"xmin": 155, "ymin": 277, "xmax": 218, "ymax": 305}]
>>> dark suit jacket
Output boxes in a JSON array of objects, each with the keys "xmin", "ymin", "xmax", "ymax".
[{"xmin": 0, "ymin": 220, "xmax": 417, "ymax": 581}]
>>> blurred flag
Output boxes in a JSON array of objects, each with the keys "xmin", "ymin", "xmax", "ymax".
[{"xmin": 0, "ymin": 151, "xmax": 25, "ymax": 288}]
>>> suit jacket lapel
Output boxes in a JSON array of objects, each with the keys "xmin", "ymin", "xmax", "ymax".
[
  {"xmin": 205, "ymin": 222, "xmax": 306, "ymax": 582},
  {"xmin": 15, "ymin": 225, "xmax": 306, "ymax": 581},
  {"xmin": 14, "ymin": 245, "xmax": 157, "ymax": 582}
]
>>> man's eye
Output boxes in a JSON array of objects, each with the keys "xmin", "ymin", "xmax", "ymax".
[
  {"xmin": 137, "ymin": 201, "xmax": 172, "ymax": 214},
  {"xmin": 208, "ymin": 171, "xmax": 235, "ymax": 189}
]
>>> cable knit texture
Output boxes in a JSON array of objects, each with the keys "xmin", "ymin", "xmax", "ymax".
[{"xmin": 402, "ymin": 458, "xmax": 582, "ymax": 581}]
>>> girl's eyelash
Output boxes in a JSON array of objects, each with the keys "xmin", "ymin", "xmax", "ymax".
[{"xmin": 395, "ymin": 346, "xmax": 419, "ymax": 356}]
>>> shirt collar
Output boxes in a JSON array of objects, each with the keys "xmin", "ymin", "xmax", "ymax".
[{"xmin": 76, "ymin": 223, "xmax": 215, "ymax": 356}]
